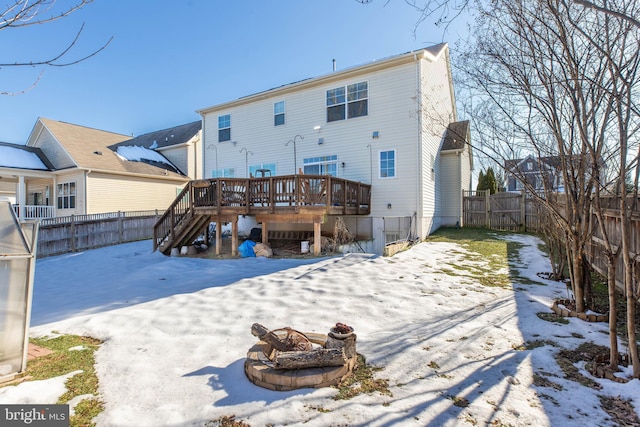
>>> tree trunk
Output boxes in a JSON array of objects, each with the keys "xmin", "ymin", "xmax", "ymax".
[
  {"xmin": 624, "ymin": 264, "xmax": 640, "ymax": 378},
  {"xmin": 571, "ymin": 243, "xmax": 586, "ymax": 313},
  {"xmin": 607, "ymin": 257, "xmax": 619, "ymax": 370}
]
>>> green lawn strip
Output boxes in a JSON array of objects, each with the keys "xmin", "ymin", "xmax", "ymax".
[
  {"xmin": 21, "ymin": 334, "xmax": 104, "ymax": 427},
  {"xmin": 426, "ymin": 227, "xmax": 519, "ymax": 288}
]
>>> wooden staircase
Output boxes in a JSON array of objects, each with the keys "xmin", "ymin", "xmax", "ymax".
[{"xmin": 153, "ymin": 182, "xmax": 210, "ymax": 255}]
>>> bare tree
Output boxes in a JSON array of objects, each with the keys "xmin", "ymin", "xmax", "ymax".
[
  {"xmin": 461, "ymin": 0, "xmax": 640, "ymax": 377},
  {"xmin": 0, "ymin": 0, "xmax": 111, "ymax": 94}
]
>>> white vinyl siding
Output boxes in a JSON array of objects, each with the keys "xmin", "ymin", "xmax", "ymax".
[
  {"xmin": 418, "ymin": 55, "xmax": 457, "ymax": 236},
  {"xmin": 202, "ymin": 61, "xmax": 420, "ymax": 216},
  {"xmin": 200, "ymin": 48, "xmax": 462, "ymax": 243}
]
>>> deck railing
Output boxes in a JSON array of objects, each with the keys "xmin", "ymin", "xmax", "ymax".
[{"xmin": 153, "ymin": 175, "xmax": 371, "ymax": 251}]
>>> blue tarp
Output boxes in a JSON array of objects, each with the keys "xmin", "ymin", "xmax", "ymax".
[{"xmin": 238, "ymin": 240, "xmax": 256, "ymax": 257}]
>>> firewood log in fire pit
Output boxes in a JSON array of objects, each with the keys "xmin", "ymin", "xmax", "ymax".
[{"xmin": 250, "ymin": 322, "xmax": 354, "ymax": 370}]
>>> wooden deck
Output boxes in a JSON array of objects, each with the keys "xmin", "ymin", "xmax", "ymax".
[{"xmin": 153, "ymin": 175, "xmax": 371, "ymax": 255}]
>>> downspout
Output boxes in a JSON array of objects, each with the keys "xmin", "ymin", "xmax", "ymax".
[
  {"xmin": 416, "ymin": 52, "xmax": 424, "ymax": 238},
  {"xmin": 458, "ymin": 150, "xmax": 462, "ymax": 225}
]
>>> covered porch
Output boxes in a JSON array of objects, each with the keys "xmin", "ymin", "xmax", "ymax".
[{"xmin": 0, "ymin": 168, "xmax": 56, "ymax": 222}]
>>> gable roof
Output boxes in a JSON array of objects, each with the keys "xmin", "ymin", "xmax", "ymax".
[
  {"xmin": 441, "ymin": 120, "xmax": 470, "ymax": 151},
  {"xmin": 36, "ymin": 118, "xmax": 186, "ymax": 179},
  {"xmin": 110, "ymin": 121, "xmax": 201, "ymax": 150},
  {"xmin": 197, "ymin": 44, "xmax": 450, "ymax": 115},
  {"xmin": 0, "ymin": 141, "xmax": 54, "ymax": 170}
]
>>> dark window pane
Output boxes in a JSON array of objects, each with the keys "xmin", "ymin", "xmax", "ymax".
[
  {"xmin": 327, "ymin": 105, "xmax": 345, "ymax": 122},
  {"xmin": 70, "ymin": 196, "xmax": 76, "ymax": 209},
  {"xmin": 274, "ymin": 113, "xmax": 285, "ymax": 126},
  {"xmin": 219, "ymin": 128, "xmax": 230, "ymax": 142},
  {"xmin": 348, "ymin": 100, "xmax": 368, "ymax": 118},
  {"xmin": 57, "ymin": 198, "xmax": 62, "ymax": 209}
]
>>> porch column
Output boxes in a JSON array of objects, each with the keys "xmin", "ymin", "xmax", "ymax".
[{"xmin": 18, "ymin": 175, "xmax": 26, "ymax": 221}]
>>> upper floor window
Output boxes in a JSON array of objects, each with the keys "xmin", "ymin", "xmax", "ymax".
[
  {"xmin": 303, "ymin": 155, "xmax": 338, "ymax": 176},
  {"xmin": 380, "ymin": 150, "xmax": 395, "ymax": 178},
  {"xmin": 218, "ymin": 114, "xmax": 231, "ymax": 142},
  {"xmin": 274, "ymin": 101, "xmax": 285, "ymax": 126},
  {"xmin": 326, "ymin": 82, "xmax": 368, "ymax": 122},
  {"xmin": 57, "ymin": 182, "xmax": 76, "ymax": 209}
]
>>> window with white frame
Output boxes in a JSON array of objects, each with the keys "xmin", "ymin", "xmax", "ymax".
[
  {"xmin": 326, "ymin": 81, "xmax": 368, "ymax": 122},
  {"xmin": 250, "ymin": 163, "xmax": 276, "ymax": 177},
  {"xmin": 379, "ymin": 150, "xmax": 395, "ymax": 178},
  {"xmin": 218, "ymin": 114, "xmax": 231, "ymax": 142},
  {"xmin": 274, "ymin": 101, "xmax": 285, "ymax": 126},
  {"xmin": 303, "ymin": 155, "xmax": 338, "ymax": 176},
  {"xmin": 57, "ymin": 182, "xmax": 76, "ymax": 209},
  {"xmin": 212, "ymin": 168, "xmax": 235, "ymax": 178}
]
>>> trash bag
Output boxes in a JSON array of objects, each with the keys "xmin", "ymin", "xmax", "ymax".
[
  {"xmin": 249, "ymin": 227, "xmax": 262, "ymax": 242},
  {"xmin": 254, "ymin": 243, "xmax": 273, "ymax": 258},
  {"xmin": 238, "ymin": 239, "xmax": 256, "ymax": 257}
]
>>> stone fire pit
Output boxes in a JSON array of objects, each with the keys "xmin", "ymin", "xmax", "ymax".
[{"xmin": 244, "ymin": 323, "xmax": 357, "ymax": 391}]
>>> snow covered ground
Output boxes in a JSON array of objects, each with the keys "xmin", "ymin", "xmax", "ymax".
[{"xmin": 1, "ymin": 234, "xmax": 639, "ymax": 426}]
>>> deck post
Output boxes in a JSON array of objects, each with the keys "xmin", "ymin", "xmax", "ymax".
[
  {"xmin": 215, "ymin": 220, "xmax": 222, "ymax": 255},
  {"xmin": 261, "ymin": 221, "xmax": 269, "ymax": 245},
  {"xmin": 313, "ymin": 221, "xmax": 321, "ymax": 255},
  {"xmin": 231, "ymin": 217, "xmax": 238, "ymax": 256}
]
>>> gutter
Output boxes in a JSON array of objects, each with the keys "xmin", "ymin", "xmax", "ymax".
[{"xmin": 78, "ymin": 167, "xmax": 189, "ymax": 183}]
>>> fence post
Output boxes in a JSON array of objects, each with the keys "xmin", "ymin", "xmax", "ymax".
[
  {"xmin": 118, "ymin": 211, "xmax": 123, "ymax": 244},
  {"xmin": 521, "ymin": 191, "xmax": 526, "ymax": 232},
  {"xmin": 70, "ymin": 214, "xmax": 76, "ymax": 252},
  {"xmin": 485, "ymin": 190, "xmax": 491, "ymax": 228}
]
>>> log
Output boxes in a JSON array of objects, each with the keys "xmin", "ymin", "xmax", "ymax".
[
  {"xmin": 326, "ymin": 334, "xmax": 357, "ymax": 359},
  {"xmin": 274, "ymin": 348, "xmax": 347, "ymax": 370},
  {"xmin": 251, "ymin": 323, "xmax": 312, "ymax": 353}
]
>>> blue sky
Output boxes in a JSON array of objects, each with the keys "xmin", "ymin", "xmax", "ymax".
[{"xmin": 0, "ymin": 0, "xmax": 469, "ymax": 144}]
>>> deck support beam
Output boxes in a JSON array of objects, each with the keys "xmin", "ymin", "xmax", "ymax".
[
  {"xmin": 313, "ymin": 222, "xmax": 321, "ymax": 255},
  {"xmin": 256, "ymin": 213, "xmax": 326, "ymax": 256},
  {"xmin": 261, "ymin": 222, "xmax": 269, "ymax": 245},
  {"xmin": 231, "ymin": 218, "xmax": 238, "ymax": 256}
]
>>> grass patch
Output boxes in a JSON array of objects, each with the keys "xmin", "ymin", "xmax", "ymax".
[
  {"xmin": 599, "ymin": 395, "xmax": 640, "ymax": 426},
  {"xmin": 9, "ymin": 334, "xmax": 104, "ymax": 427},
  {"xmin": 204, "ymin": 415, "xmax": 251, "ymax": 427},
  {"xmin": 426, "ymin": 227, "xmax": 522, "ymax": 288},
  {"xmin": 513, "ymin": 339, "xmax": 558, "ymax": 351},
  {"xmin": 333, "ymin": 354, "xmax": 391, "ymax": 400},
  {"xmin": 537, "ymin": 312, "xmax": 570, "ymax": 324},
  {"xmin": 554, "ymin": 342, "xmax": 609, "ymax": 390},
  {"xmin": 533, "ymin": 373, "xmax": 564, "ymax": 390}
]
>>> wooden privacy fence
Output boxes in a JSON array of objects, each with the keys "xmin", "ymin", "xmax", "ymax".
[
  {"xmin": 463, "ymin": 190, "xmax": 640, "ymax": 291},
  {"xmin": 463, "ymin": 190, "xmax": 542, "ymax": 232},
  {"xmin": 37, "ymin": 210, "xmax": 160, "ymax": 258}
]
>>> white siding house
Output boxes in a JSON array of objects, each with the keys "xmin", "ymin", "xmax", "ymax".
[{"xmin": 197, "ymin": 44, "xmax": 472, "ymax": 249}]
